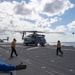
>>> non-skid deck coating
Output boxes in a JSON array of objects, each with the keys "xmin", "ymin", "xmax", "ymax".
[{"xmin": 0, "ymin": 43, "xmax": 75, "ymax": 75}]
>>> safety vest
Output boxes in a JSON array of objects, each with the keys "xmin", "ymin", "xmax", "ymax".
[
  {"xmin": 11, "ymin": 41, "xmax": 16, "ymax": 48},
  {"xmin": 57, "ymin": 42, "xmax": 61, "ymax": 48}
]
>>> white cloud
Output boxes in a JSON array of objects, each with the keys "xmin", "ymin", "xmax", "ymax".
[
  {"xmin": 42, "ymin": 0, "xmax": 74, "ymax": 16},
  {"xmin": 67, "ymin": 21, "xmax": 75, "ymax": 31},
  {"xmin": 55, "ymin": 25, "xmax": 67, "ymax": 32},
  {"xmin": 0, "ymin": 0, "xmax": 75, "ymax": 42},
  {"xmin": 31, "ymin": 17, "xmax": 61, "ymax": 31},
  {"xmin": 14, "ymin": 1, "xmax": 32, "ymax": 15},
  {"xmin": 50, "ymin": 17, "xmax": 61, "ymax": 24},
  {"xmin": 0, "ymin": 1, "xmax": 14, "ymax": 15},
  {"xmin": 13, "ymin": 0, "xmax": 74, "ymax": 18}
]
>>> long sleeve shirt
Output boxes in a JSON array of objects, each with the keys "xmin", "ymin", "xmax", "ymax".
[{"xmin": 0, "ymin": 60, "xmax": 17, "ymax": 72}]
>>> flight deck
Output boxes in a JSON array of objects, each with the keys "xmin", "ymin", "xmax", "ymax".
[{"xmin": 0, "ymin": 43, "xmax": 75, "ymax": 75}]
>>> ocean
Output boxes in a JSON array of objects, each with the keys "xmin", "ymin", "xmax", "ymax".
[{"xmin": 49, "ymin": 42, "xmax": 75, "ymax": 47}]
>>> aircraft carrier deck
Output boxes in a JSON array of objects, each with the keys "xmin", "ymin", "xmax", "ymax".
[{"xmin": 0, "ymin": 43, "xmax": 75, "ymax": 75}]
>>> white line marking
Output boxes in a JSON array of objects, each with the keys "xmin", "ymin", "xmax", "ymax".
[
  {"xmin": 51, "ymin": 60, "xmax": 54, "ymax": 62},
  {"xmin": 36, "ymin": 56, "xmax": 39, "ymax": 57},
  {"xmin": 53, "ymin": 71, "xmax": 64, "ymax": 75},
  {"xmin": 26, "ymin": 47, "xmax": 39, "ymax": 50},
  {"xmin": 69, "ymin": 69, "xmax": 74, "ymax": 72},
  {"xmin": 45, "ymin": 71, "xmax": 55, "ymax": 75},
  {"xmin": 41, "ymin": 66, "xmax": 46, "ymax": 69},
  {"xmin": 22, "ymin": 59, "xmax": 32, "ymax": 64}
]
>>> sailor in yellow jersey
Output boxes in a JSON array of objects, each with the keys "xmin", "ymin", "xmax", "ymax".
[
  {"xmin": 56, "ymin": 40, "xmax": 63, "ymax": 55},
  {"xmin": 10, "ymin": 38, "xmax": 18, "ymax": 58}
]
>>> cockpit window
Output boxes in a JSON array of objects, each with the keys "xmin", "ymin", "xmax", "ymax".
[
  {"xmin": 28, "ymin": 34, "xmax": 33, "ymax": 37},
  {"xmin": 27, "ymin": 34, "xmax": 45, "ymax": 38}
]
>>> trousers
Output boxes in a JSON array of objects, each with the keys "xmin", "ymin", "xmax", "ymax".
[
  {"xmin": 56, "ymin": 48, "xmax": 63, "ymax": 55},
  {"xmin": 10, "ymin": 47, "xmax": 18, "ymax": 57}
]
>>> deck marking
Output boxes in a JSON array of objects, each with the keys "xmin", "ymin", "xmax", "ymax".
[
  {"xmin": 51, "ymin": 60, "xmax": 54, "ymax": 62},
  {"xmin": 46, "ymin": 71, "xmax": 54, "ymax": 75},
  {"xmin": 52, "ymin": 71, "xmax": 64, "ymax": 75},
  {"xmin": 69, "ymin": 69, "xmax": 74, "ymax": 72},
  {"xmin": 26, "ymin": 47, "xmax": 39, "ymax": 50},
  {"xmin": 36, "ymin": 56, "xmax": 39, "ymax": 57},
  {"xmin": 41, "ymin": 66, "xmax": 46, "ymax": 69},
  {"xmin": 22, "ymin": 59, "xmax": 32, "ymax": 64}
]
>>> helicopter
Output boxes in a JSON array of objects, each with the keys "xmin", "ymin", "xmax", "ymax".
[
  {"xmin": 24, "ymin": 31, "xmax": 46, "ymax": 46},
  {"xmin": 4, "ymin": 30, "xmax": 64, "ymax": 46},
  {"xmin": 15, "ymin": 30, "xmax": 65, "ymax": 46},
  {"xmin": 0, "ymin": 29, "xmax": 47, "ymax": 46},
  {"xmin": 15, "ymin": 30, "xmax": 47, "ymax": 46},
  {"xmin": 0, "ymin": 37, "xmax": 9, "ymax": 42}
]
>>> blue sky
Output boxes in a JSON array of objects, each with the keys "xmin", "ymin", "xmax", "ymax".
[{"xmin": 0, "ymin": 0, "xmax": 75, "ymax": 42}]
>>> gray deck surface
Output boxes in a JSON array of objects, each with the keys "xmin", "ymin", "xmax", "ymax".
[{"xmin": 0, "ymin": 43, "xmax": 75, "ymax": 75}]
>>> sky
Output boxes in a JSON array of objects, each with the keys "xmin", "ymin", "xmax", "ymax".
[{"xmin": 0, "ymin": 0, "xmax": 75, "ymax": 43}]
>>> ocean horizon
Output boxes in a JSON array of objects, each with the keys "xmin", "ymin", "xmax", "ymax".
[
  {"xmin": 3, "ymin": 41, "xmax": 75, "ymax": 47},
  {"xmin": 49, "ymin": 42, "xmax": 75, "ymax": 47}
]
